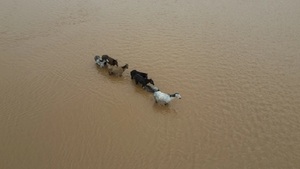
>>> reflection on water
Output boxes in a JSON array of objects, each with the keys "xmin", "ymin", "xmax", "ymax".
[{"xmin": 1, "ymin": 0, "xmax": 300, "ymax": 169}]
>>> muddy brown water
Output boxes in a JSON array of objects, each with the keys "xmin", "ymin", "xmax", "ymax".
[{"xmin": 1, "ymin": 0, "xmax": 300, "ymax": 169}]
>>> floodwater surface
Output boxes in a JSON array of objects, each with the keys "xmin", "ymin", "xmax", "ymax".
[{"xmin": 1, "ymin": 0, "xmax": 300, "ymax": 169}]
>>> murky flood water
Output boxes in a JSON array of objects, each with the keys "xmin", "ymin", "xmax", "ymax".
[{"xmin": 1, "ymin": 0, "xmax": 300, "ymax": 168}]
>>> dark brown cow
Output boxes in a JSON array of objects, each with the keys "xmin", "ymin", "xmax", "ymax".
[{"xmin": 101, "ymin": 55, "xmax": 118, "ymax": 67}]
